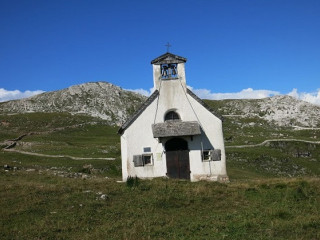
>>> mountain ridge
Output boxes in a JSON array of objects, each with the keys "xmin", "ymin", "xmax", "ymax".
[
  {"xmin": 0, "ymin": 81, "xmax": 146, "ymax": 126},
  {"xmin": 205, "ymin": 95, "xmax": 320, "ymax": 127},
  {"xmin": 1, "ymin": 81, "xmax": 320, "ymax": 128}
]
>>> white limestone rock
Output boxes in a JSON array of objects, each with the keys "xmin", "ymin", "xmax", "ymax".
[{"xmin": 0, "ymin": 81, "xmax": 146, "ymax": 126}]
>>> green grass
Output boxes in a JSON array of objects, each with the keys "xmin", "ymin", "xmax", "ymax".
[
  {"xmin": 0, "ymin": 151, "xmax": 122, "ymax": 178},
  {"xmin": 1, "ymin": 112, "xmax": 320, "ymax": 239},
  {"xmin": 203, "ymin": 99, "xmax": 320, "ymax": 145},
  {"xmin": 226, "ymin": 145, "xmax": 320, "ymax": 179},
  {"xmin": 1, "ymin": 169, "xmax": 319, "ymax": 240},
  {"xmin": 1, "ymin": 112, "xmax": 120, "ymax": 158},
  {"xmin": 0, "ymin": 112, "xmax": 103, "ymax": 132},
  {"xmin": 15, "ymin": 124, "xmax": 120, "ymax": 158},
  {"xmin": 222, "ymin": 116, "xmax": 320, "ymax": 146}
]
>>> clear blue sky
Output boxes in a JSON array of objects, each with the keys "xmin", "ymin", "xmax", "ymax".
[{"xmin": 0, "ymin": 0, "xmax": 319, "ymax": 98}]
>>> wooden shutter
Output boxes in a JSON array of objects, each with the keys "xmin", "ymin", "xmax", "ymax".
[
  {"xmin": 211, "ymin": 149, "xmax": 221, "ymax": 161},
  {"xmin": 133, "ymin": 155, "xmax": 143, "ymax": 167}
]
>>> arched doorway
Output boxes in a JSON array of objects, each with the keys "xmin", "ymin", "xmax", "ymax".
[{"xmin": 165, "ymin": 138, "xmax": 190, "ymax": 180}]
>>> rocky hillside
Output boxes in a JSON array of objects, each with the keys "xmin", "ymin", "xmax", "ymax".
[
  {"xmin": 0, "ymin": 82, "xmax": 146, "ymax": 126},
  {"xmin": 206, "ymin": 95, "xmax": 320, "ymax": 127},
  {"xmin": 1, "ymin": 82, "xmax": 320, "ymax": 128}
]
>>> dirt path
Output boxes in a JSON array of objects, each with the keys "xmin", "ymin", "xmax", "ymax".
[
  {"xmin": 3, "ymin": 148, "xmax": 115, "ymax": 160},
  {"xmin": 2, "ymin": 123, "xmax": 115, "ymax": 160},
  {"xmin": 292, "ymin": 126, "xmax": 320, "ymax": 130},
  {"xmin": 226, "ymin": 138, "xmax": 320, "ymax": 148}
]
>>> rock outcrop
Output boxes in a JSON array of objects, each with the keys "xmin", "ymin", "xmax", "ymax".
[{"xmin": 0, "ymin": 82, "xmax": 146, "ymax": 126}]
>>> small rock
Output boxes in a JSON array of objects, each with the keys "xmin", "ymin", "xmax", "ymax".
[
  {"xmin": 82, "ymin": 174, "xmax": 88, "ymax": 179},
  {"xmin": 4, "ymin": 165, "xmax": 11, "ymax": 169},
  {"xmin": 100, "ymin": 194, "xmax": 108, "ymax": 200}
]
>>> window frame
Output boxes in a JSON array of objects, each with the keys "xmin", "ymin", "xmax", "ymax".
[
  {"xmin": 201, "ymin": 149, "xmax": 222, "ymax": 162},
  {"xmin": 164, "ymin": 111, "xmax": 180, "ymax": 121},
  {"xmin": 142, "ymin": 153, "xmax": 153, "ymax": 166},
  {"xmin": 201, "ymin": 150, "xmax": 211, "ymax": 162}
]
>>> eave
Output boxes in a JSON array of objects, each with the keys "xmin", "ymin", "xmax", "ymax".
[
  {"xmin": 118, "ymin": 90, "xmax": 159, "ymax": 134},
  {"xmin": 152, "ymin": 121, "xmax": 201, "ymax": 138},
  {"xmin": 151, "ymin": 52, "xmax": 187, "ymax": 65}
]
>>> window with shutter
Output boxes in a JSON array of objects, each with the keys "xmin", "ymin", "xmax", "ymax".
[
  {"xmin": 201, "ymin": 150, "xmax": 211, "ymax": 161},
  {"xmin": 133, "ymin": 155, "xmax": 143, "ymax": 167},
  {"xmin": 133, "ymin": 154, "xmax": 154, "ymax": 167},
  {"xmin": 211, "ymin": 149, "xmax": 221, "ymax": 161},
  {"xmin": 201, "ymin": 149, "xmax": 221, "ymax": 161},
  {"xmin": 143, "ymin": 154, "xmax": 153, "ymax": 165}
]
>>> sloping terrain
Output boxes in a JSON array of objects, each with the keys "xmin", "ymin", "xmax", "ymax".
[
  {"xmin": 0, "ymin": 82, "xmax": 146, "ymax": 126},
  {"xmin": 203, "ymin": 98, "xmax": 320, "ymax": 178},
  {"xmin": 205, "ymin": 95, "xmax": 320, "ymax": 127},
  {"xmin": 1, "ymin": 82, "xmax": 320, "ymax": 178},
  {"xmin": 1, "ymin": 84, "xmax": 320, "ymax": 239}
]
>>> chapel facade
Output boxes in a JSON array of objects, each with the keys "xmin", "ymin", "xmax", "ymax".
[{"xmin": 118, "ymin": 52, "xmax": 228, "ymax": 182}]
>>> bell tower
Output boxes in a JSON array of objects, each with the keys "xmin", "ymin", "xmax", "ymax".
[{"xmin": 151, "ymin": 52, "xmax": 187, "ymax": 90}]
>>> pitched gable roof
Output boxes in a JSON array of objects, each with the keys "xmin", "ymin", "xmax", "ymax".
[
  {"xmin": 186, "ymin": 88, "xmax": 224, "ymax": 121},
  {"xmin": 151, "ymin": 52, "xmax": 187, "ymax": 65},
  {"xmin": 118, "ymin": 88, "xmax": 223, "ymax": 135},
  {"xmin": 118, "ymin": 90, "xmax": 159, "ymax": 134}
]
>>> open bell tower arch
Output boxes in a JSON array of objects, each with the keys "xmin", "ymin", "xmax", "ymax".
[{"xmin": 151, "ymin": 52, "xmax": 187, "ymax": 90}]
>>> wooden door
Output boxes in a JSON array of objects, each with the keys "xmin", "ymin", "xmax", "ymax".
[{"xmin": 166, "ymin": 150, "xmax": 190, "ymax": 180}]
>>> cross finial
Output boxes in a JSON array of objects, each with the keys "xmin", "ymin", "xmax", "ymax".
[{"xmin": 165, "ymin": 42, "xmax": 171, "ymax": 52}]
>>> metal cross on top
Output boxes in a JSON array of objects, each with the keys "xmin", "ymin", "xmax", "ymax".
[{"xmin": 165, "ymin": 42, "xmax": 171, "ymax": 52}]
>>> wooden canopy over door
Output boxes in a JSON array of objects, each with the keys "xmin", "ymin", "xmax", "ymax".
[{"xmin": 165, "ymin": 138, "xmax": 190, "ymax": 180}]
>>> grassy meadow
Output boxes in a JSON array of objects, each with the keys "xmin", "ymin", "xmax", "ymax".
[{"xmin": 1, "ymin": 112, "xmax": 320, "ymax": 239}]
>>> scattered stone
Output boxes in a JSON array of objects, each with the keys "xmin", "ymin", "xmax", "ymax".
[
  {"xmin": 100, "ymin": 194, "xmax": 108, "ymax": 200},
  {"xmin": 4, "ymin": 164, "xmax": 11, "ymax": 170},
  {"xmin": 26, "ymin": 169, "xmax": 36, "ymax": 172}
]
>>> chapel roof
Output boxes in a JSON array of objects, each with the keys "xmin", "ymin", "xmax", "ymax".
[
  {"xmin": 118, "ymin": 90, "xmax": 159, "ymax": 134},
  {"xmin": 186, "ymin": 88, "xmax": 223, "ymax": 121},
  {"xmin": 117, "ymin": 89, "xmax": 223, "ymax": 135},
  {"xmin": 151, "ymin": 52, "xmax": 187, "ymax": 65}
]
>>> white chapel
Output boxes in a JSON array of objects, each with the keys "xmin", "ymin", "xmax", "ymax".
[{"xmin": 118, "ymin": 52, "xmax": 228, "ymax": 182}]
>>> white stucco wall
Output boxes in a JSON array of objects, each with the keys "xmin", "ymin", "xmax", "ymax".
[
  {"xmin": 121, "ymin": 61, "xmax": 228, "ymax": 182},
  {"xmin": 120, "ymin": 99, "xmax": 167, "ymax": 181}
]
